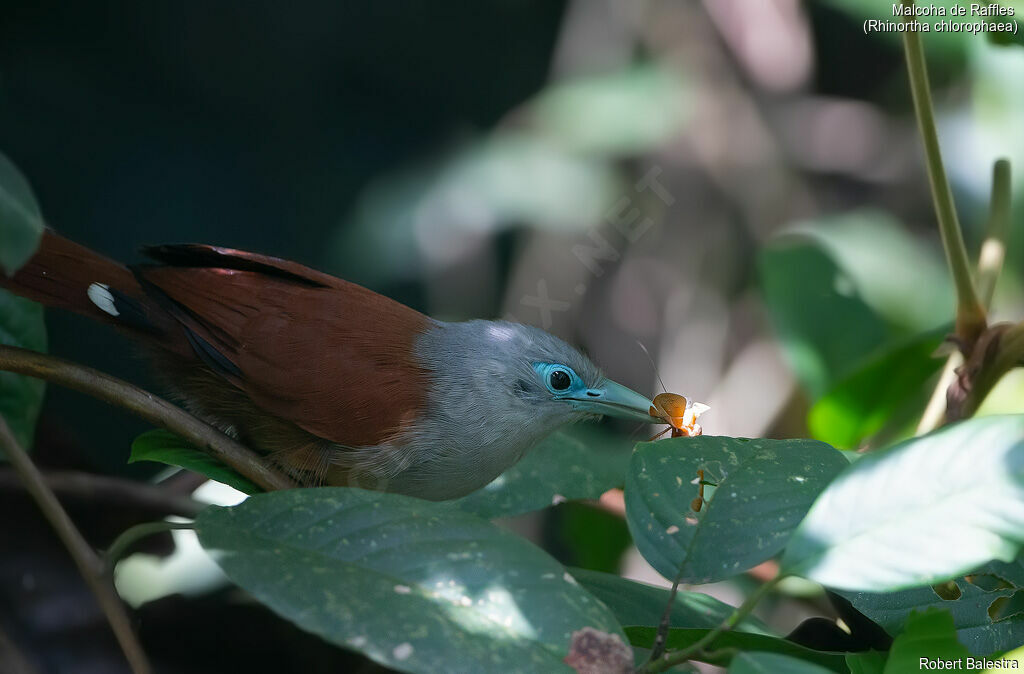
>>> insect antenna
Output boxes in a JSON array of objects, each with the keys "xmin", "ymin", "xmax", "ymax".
[{"xmin": 635, "ymin": 339, "xmax": 668, "ymax": 394}]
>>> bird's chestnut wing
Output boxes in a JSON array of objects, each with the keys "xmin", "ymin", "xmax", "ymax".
[{"xmin": 136, "ymin": 248, "xmax": 432, "ymax": 448}]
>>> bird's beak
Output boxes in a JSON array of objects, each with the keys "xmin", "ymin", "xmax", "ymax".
[{"xmin": 565, "ymin": 380, "xmax": 655, "ymax": 423}]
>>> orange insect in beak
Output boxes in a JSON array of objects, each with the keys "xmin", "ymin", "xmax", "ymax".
[{"xmin": 648, "ymin": 393, "xmax": 710, "ymax": 439}]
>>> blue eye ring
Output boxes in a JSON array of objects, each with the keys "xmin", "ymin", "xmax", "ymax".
[{"xmin": 534, "ymin": 363, "xmax": 581, "ymax": 396}]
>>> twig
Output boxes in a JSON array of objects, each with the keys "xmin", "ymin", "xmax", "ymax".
[
  {"xmin": 0, "ymin": 416, "xmax": 152, "ymax": 674},
  {"xmin": 105, "ymin": 520, "xmax": 195, "ymax": 572},
  {"xmin": 917, "ymin": 159, "xmax": 1013, "ymax": 433},
  {"xmin": 0, "ymin": 468, "xmax": 203, "ymax": 517},
  {"xmin": 901, "ymin": 0, "xmax": 987, "ymax": 349},
  {"xmin": 0, "ymin": 345, "xmax": 295, "ymax": 491},
  {"xmin": 977, "ymin": 159, "xmax": 1012, "ymax": 306},
  {"xmin": 916, "ymin": 353, "xmax": 961, "ymax": 435},
  {"xmin": 644, "ymin": 571, "xmax": 685, "ymax": 664},
  {"xmin": 638, "ymin": 576, "xmax": 781, "ymax": 673}
]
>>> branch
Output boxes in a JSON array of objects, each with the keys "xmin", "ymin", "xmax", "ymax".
[
  {"xmin": 901, "ymin": 1, "xmax": 987, "ymax": 349},
  {"xmin": 917, "ymin": 159, "xmax": 1013, "ymax": 433},
  {"xmin": 638, "ymin": 576, "xmax": 782, "ymax": 673},
  {"xmin": 0, "ymin": 345, "xmax": 295, "ymax": 491},
  {"xmin": 0, "ymin": 416, "xmax": 152, "ymax": 674},
  {"xmin": 0, "ymin": 468, "xmax": 203, "ymax": 517}
]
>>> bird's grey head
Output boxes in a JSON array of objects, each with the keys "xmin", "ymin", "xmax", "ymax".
[{"xmin": 401, "ymin": 319, "xmax": 653, "ymax": 499}]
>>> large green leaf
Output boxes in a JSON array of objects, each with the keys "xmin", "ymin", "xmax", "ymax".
[
  {"xmin": 808, "ymin": 329, "xmax": 947, "ymax": 449},
  {"xmin": 628, "ymin": 627, "xmax": 847, "ymax": 672},
  {"xmin": 454, "ymin": 426, "xmax": 630, "ymax": 519},
  {"xmin": 0, "ymin": 151, "xmax": 44, "ymax": 275},
  {"xmin": 759, "ymin": 240, "xmax": 885, "ymax": 397},
  {"xmin": 129, "ymin": 429, "xmax": 261, "ymax": 494},
  {"xmin": 883, "ymin": 609, "xmax": 970, "ymax": 674},
  {"xmin": 844, "ymin": 560, "xmax": 1024, "ymax": 656},
  {"xmin": 782, "ymin": 416, "xmax": 1024, "ymax": 591},
  {"xmin": 0, "ymin": 153, "xmax": 47, "ymax": 451},
  {"xmin": 759, "ymin": 211, "xmax": 951, "ymax": 397},
  {"xmin": 195, "ymin": 488, "xmax": 625, "ymax": 673},
  {"xmin": 569, "ymin": 568, "xmax": 772, "ymax": 634},
  {"xmin": 728, "ymin": 651, "xmax": 836, "ymax": 674},
  {"xmin": 625, "ymin": 437, "xmax": 848, "ymax": 584},
  {"xmin": 0, "ymin": 292, "xmax": 46, "ymax": 451}
]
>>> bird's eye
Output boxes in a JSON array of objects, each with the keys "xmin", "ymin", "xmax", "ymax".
[{"xmin": 549, "ymin": 369, "xmax": 572, "ymax": 391}]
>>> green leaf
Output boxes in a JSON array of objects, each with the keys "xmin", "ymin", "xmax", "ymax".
[
  {"xmin": 808, "ymin": 328, "xmax": 947, "ymax": 449},
  {"xmin": 728, "ymin": 651, "xmax": 836, "ymax": 674},
  {"xmin": 782, "ymin": 415, "xmax": 1024, "ymax": 591},
  {"xmin": 529, "ymin": 63, "xmax": 691, "ymax": 155},
  {"xmin": 454, "ymin": 426, "xmax": 630, "ymax": 519},
  {"xmin": 0, "ymin": 291, "xmax": 46, "ymax": 450},
  {"xmin": 0, "ymin": 151, "xmax": 44, "ymax": 275},
  {"xmin": 628, "ymin": 627, "xmax": 846, "ymax": 672},
  {"xmin": 569, "ymin": 568, "xmax": 772, "ymax": 634},
  {"xmin": 759, "ymin": 239, "xmax": 885, "ymax": 397},
  {"xmin": 195, "ymin": 488, "xmax": 624, "ymax": 673},
  {"xmin": 129, "ymin": 429, "xmax": 261, "ymax": 495},
  {"xmin": 759, "ymin": 211, "xmax": 952, "ymax": 397},
  {"xmin": 883, "ymin": 609, "xmax": 970, "ymax": 674},
  {"xmin": 843, "ymin": 560, "xmax": 1024, "ymax": 655},
  {"xmin": 846, "ymin": 651, "xmax": 887, "ymax": 674},
  {"xmin": 625, "ymin": 436, "xmax": 848, "ymax": 584},
  {"xmin": 558, "ymin": 503, "xmax": 631, "ymax": 574}
]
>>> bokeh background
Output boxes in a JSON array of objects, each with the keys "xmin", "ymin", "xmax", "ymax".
[{"xmin": 2, "ymin": 1, "xmax": 1024, "ymax": 672}]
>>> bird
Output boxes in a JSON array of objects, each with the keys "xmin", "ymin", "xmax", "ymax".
[{"xmin": 2, "ymin": 230, "xmax": 655, "ymax": 500}]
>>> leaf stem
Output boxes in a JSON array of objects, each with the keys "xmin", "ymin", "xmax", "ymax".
[
  {"xmin": 901, "ymin": 1, "xmax": 987, "ymax": 348},
  {"xmin": 977, "ymin": 159, "xmax": 1012, "ymax": 306},
  {"xmin": 637, "ymin": 576, "xmax": 782, "ymax": 673},
  {"xmin": 917, "ymin": 159, "xmax": 1013, "ymax": 433},
  {"xmin": 105, "ymin": 520, "xmax": 195, "ymax": 572},
  {"xmin": 0, "ymin": 345, "xmax": 295, "ymax": 491},
  {"xmin": 0, "ymin": 415, "xmax": 153, "ymax": 674}
]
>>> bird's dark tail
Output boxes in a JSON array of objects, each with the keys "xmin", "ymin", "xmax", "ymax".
[{"xmin": 1, "ymin": 229, "xmax": 152, "ymax": 329}]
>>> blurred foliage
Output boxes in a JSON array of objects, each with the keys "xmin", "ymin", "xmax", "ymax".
[
  {"xmin": 0, "ymin": 153, "xmax": 46, "ymax": 450},
  {"xmin": 760, "ymin": 211, "xmax": 952, "ymax": 398}
]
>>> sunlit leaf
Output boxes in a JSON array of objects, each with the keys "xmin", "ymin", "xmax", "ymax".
[
  {"xmin": 196, "ymin": 488, "xmax": 624, "ymax": 673},
  {"xmin": 808, "ymin": 328, "xmax": 947, "ymax": 449},
  {"xmin": 625, "ymin": 436, "xmax": 847, "ymax": 583},
  {"xmin": 882, "ymin": 609, "xmax": 969, "ymax": 674},
  {"xmin": 783, "ymin": 416, "xmax": 1024, "ymax": 591}
]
